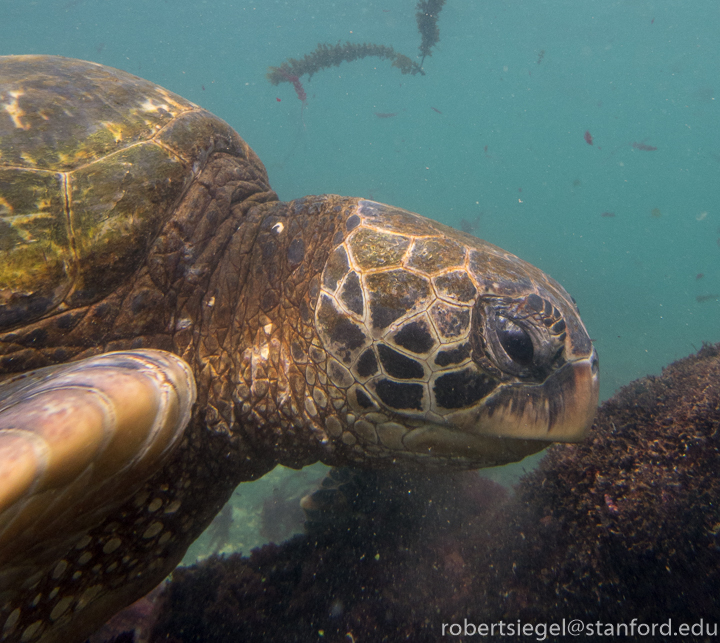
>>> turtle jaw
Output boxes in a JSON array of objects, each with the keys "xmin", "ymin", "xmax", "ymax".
[
  {"xmin": 443, "ymin": 349, "xmax": 600, "ymax": 444},
  {"xmin": 396, "ymin": 351, "xmax": 598, "ymax": 465}
]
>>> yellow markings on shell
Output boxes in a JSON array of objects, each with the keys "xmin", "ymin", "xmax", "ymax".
[
  {"xmin": 102, "ymin": 121, "xmax": 124, "ymax": 143},
  {"xmin": 0, "ymin": 195, "xmax": 14, "ymax": 214},
  {"xmin": 139, "ymin": 98, "xmax": 172, "ymax": 114},
  {"xmin": 3, "ymin": 90, "xmax": 29, "ymax": 130}
]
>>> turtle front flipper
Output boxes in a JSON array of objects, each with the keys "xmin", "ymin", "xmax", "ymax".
[{"xmin": 0, "ymin": 350, "xmax": 195, "ymax": 613}]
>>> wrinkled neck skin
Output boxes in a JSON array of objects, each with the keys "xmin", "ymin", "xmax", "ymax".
[
  {"xmin": 188, "ymin": 194, "xmax": 356, "ymax": 473},
  {"xmin": 0, "ymin": 177, "xmax": 358, "ymax": 643}
]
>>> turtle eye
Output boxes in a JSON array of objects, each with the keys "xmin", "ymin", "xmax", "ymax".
[{"xmin": 497, "ymin": 317, "xmax": 534, "ymax": 366}]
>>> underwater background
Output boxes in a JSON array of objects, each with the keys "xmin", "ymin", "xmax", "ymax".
[{"xmin": 4, "ymin": 0, "xmax": 719, "ymax": 558}]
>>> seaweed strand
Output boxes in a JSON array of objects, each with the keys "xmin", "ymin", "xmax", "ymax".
[
  {"xmin": 416, "ymin": 0, "xmax": 447, "ymax": 68},
  {"xmin": 267, "ymin": 41, "xmax": 424, "ymax": 90}
]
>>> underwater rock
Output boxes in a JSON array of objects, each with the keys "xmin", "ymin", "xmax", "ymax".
[{"xmin": 147, "ymin": 343, "xmax": 720, "ymax": 642}]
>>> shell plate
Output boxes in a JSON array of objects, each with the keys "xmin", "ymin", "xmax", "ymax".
[{"xmin": 0, "ymin": 55, "xmax": 251, "ymax": 331}]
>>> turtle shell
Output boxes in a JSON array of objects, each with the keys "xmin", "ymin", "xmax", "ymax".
[{"xmin": 0, "ymin": 55, "xmax": 253, "ymax": 331}]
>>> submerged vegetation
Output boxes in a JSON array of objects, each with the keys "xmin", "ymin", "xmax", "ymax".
[
  {"xmin": 267, "ymin": 1, "xmax": 446, "ymax": 99},
  {"xmin": 416, "ymin": 0, "xmax": 447, "ymax": 67},
  {"xmin": 266, "ymin": 42, "xmax": 423, "ymax": 88}
]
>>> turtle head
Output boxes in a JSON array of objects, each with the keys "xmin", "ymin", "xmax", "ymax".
[{"xmin": 315, "ymin": 199, "xmax": 598, "ymax": 468}]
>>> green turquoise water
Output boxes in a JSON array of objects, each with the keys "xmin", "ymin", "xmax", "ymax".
[{"xmin": 5, "ymin": 0, "xmax": 719, "ymax": 557}]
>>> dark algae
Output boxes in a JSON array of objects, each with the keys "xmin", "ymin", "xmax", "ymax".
[
  {"xmin": 267, "ymin": 1, "xmax": 449, "ymax": 98},
  {"xmin": 416, "ymin": 0, "xmax": 447, "ymax": 68},
  {"xmin": 149, "ymin": 344, "xmax": 720, "ymax": 642}
]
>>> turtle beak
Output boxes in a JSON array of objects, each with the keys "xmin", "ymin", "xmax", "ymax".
[
  {"xmin": 399, "ymin": 348, "xmax": 598, "ymax": 466},
  {"xmin": 466, "ymin": 347, "xmax": 600, "ymax": 442}
]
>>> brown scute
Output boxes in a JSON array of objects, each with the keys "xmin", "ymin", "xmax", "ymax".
[
  {"xmin": 377, "ymin": 343, "xmax": 424, "ymax": 380},
  {"xmin": 434, "ymin": 343, "xmax": 469, "ymax": 366},
  {"xmin": 468, "ymin": 248, "xmax": 534, "ymax": 296},
  {"xmin": 392, "ymin": 319, "xmax": 436, "ymax": 354},
  {"xmin": 374, "ymin": 378, "xmax": 424, "ymax": 410},
  {"xmin": 355, "ymin": 388, "xmax": 374, "ymax": 409},
  {"xmin": 348, "ymin": 227, "xmax": 410, "ymax": 270},
  {"xmin": 405, "ymin": 237, "xmax": 465, "ymax": 273},
  {"xmin": 0, "ymin": 56, "xmax": 197, "ymax": 171},
  {"xmin": 316, "ymin": 294, "xmax": 368, "ymax": 363},
  {"xmin": 337, "ymin": 271, "xmax": 364, "ymax": 316},
  {"xmin": 355, "ymin": 348, "xmax": 379, "ymax": 378},
  {"xmin": 366, "ymin": 270, "xmax": 431, "ymax": 330},
  {"xmin": 321, "ymin": 245, "xmax": 349, "ymax": 291},
  {"xmin": 433, "ymin": 367, "xmax": 496, "ymax": 409},
  {"xmin": 432, "ymin": 270, "xmax": 477, "ymax": 303},
  {"xmin": 151, "ymin": 344, "xmax": 720, "ymax": 641},
  {"xmin": 428, "ymin": 302, "xmax": 470, "ymax": 338}
]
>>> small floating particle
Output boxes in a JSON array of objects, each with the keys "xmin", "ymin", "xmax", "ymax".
[
  {"xmin": 697, "ymin": 211, "xmax": 708, "ymax": 221},
  {"xmin": 276, "ymin": 97, "xmax": 281, "ymax": 102},
  {"xmin": 374, "ymin": 112, "xmax": 396, "ymax": 118},
  {"xmin": 431, "ymin": 106, "xmax": 442, "ymax": 114},
  {"xmin": 651, "ymin": 208, "xmax": 662, "ymax": 218},
  {"xmin": 696, "ymin": 273, "xmax": 704, "ymax": 280},
  {"xmin": 601, "ymin": 211, "xmax": 616, "ymax": 218},
  {"xmin": 584, "ymin": 130, "xmax": 593, "ymax": 145},
  {"xmin": 696, "ymin": 293, "xmax": 719, "ymax": 303}
]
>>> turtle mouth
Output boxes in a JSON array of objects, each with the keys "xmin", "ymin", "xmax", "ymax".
[
  {"xmin": 442, "ymin": 349, "xmax": 599, "ymax": 444},
  {"xmin": 389, "ymin": 351, "xmax": 598, "ymax": 465}
]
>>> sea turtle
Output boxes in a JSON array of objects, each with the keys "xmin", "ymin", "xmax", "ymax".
[{"xmin": 0, "ymin": 55, "xmax": 599, "ymax": 643}]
